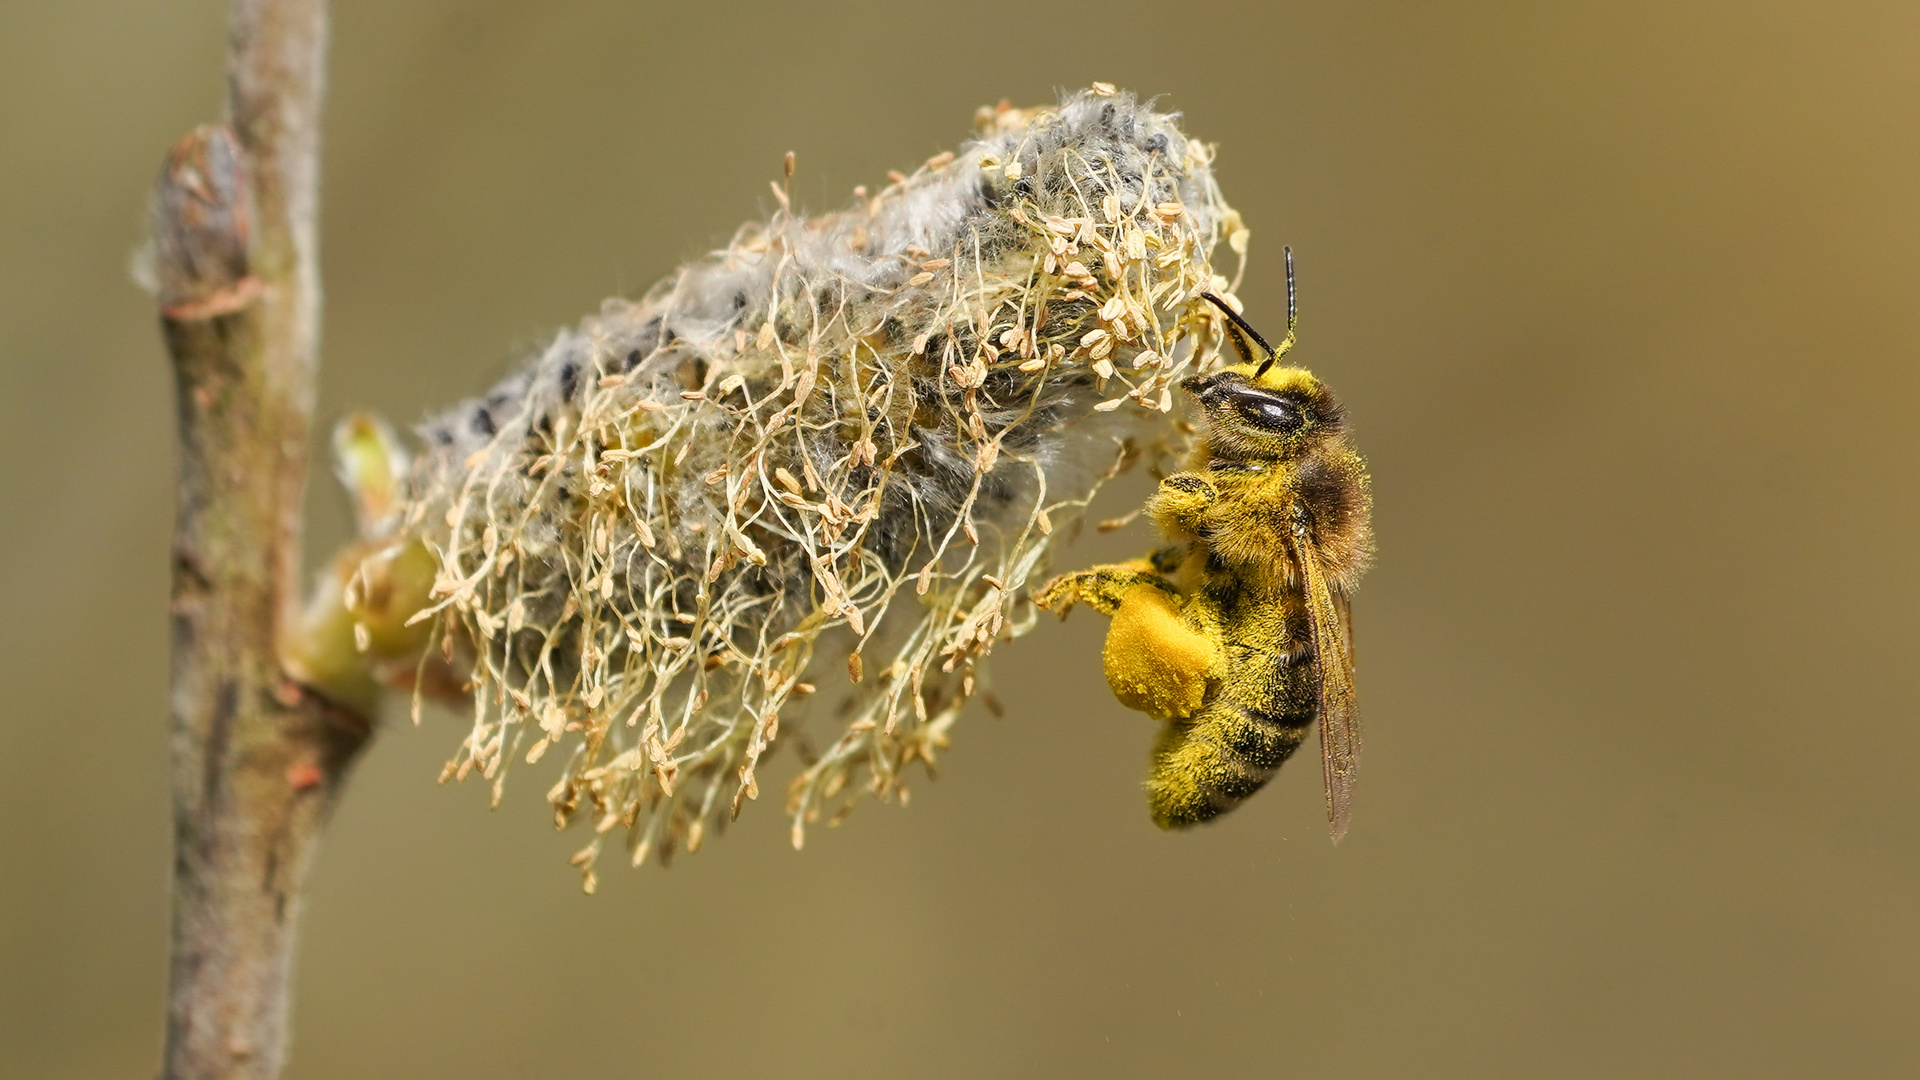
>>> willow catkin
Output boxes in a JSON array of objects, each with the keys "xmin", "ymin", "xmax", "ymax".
[{"xmin": 395, "ymin": 87, "xmax": 1249, "ymax": 886}]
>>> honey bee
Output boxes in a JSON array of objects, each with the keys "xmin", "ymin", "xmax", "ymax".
[{"xmin": 1037, "ymin": 251, "xmax": 1373, "ymax": 839}]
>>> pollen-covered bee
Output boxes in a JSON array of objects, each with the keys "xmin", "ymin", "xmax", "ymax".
[{"xmin": 1038, "ymin": 252, "xmax": 1373, "ymax": 839}]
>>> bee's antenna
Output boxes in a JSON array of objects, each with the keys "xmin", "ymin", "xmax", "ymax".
[
  {"xmin": 1200, "ymin": 247, "xmax": 1297, "ymax": 379},
  {"xmin": 1284, "ymin": 245, "xmax": 1297, "ymax": 339},
  {"xmin": 1200, "ymin": 292, "xmax": 1276, "ymax": 374},
  {"xmin": 1259, "ymin": 246, "xmax": 1300, "ymax": 378},
  {"xmin": 1203, "ymin": 293, "xmax": 1262, "ymax": 368}
]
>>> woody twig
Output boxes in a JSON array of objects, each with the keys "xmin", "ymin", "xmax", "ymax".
[{"xmin": 150, "ymin": 1, "xmax": 369, "ymax": 1077}]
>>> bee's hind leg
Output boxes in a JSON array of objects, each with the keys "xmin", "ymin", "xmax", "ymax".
[
  {"xmin": 1037, "ymin": 552, "xmax": 1222, "ymax": 720},
  {"xmin": 1101, "ymin": 582, "xmax": 1221, "ymax": 720},
  {"xmin": 1034, "ymin": 559, "xmax": 1165, "ymax": 617}
]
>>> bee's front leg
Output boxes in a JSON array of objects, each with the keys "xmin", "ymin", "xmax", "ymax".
[{"xmin": 1145, "ymin": 472, "xmax": 1218, "ymax": 537}]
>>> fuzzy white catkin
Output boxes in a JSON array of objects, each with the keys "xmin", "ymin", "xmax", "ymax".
[{"xmin": 397, "ymin": 88, "xmax": 1248, "ymax": 884}]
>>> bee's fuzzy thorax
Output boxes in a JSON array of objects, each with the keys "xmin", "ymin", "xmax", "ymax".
[
  {"xmin": 1178, "ymin": 367, "xmax": 1372, "ymax": 592},
  {"xmin": 1294, "ymin": 444, "xmax": 1373, "ymax": 590},
  {"xmin": 391, "ymin": 88, "xmax": 1248, "ymax": 881}
]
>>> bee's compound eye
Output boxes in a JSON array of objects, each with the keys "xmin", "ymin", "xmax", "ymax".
[{"xmin": 1234, "ymin": 393, "xmax": 1302, "ymax": 433}]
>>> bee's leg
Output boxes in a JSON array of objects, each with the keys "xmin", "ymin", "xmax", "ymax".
[
  {"xmin": 1146, "ymin": 545, "xmax": 1185, "ymax": 575},
  {"xmin": 1145, "ymin": 472, "xmax": 1217, "ymax": 536},
  {"xmin": 1037, "ymin": 558, "xmax": 1221, "ymax": 718},
  {"xmin": 1034, "ymin": 559, "xmax": 1166, "ymax": 616},
  {"xmin": 1102, "ymin": 583, "xmax": 1222, "ymax": 720}
]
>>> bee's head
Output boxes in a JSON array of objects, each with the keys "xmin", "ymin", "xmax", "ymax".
[{"xmin": 1179, "ymin": 365, "xmax": 1346, "ymax": 462}]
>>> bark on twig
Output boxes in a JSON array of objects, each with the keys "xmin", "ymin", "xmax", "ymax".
[{"xmin": 154, "ymin": 2, "xmax": 367, "ymax": 1077}]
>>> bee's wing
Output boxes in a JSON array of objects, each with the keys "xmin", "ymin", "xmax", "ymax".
[{"xmin": 1297, "ymin": 539, "xmax": 1360, "ymax": 843}]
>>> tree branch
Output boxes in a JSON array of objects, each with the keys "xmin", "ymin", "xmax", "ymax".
[{"xmin": 153, "ymin": 2, "xmax": 367, "ymax": 1077}]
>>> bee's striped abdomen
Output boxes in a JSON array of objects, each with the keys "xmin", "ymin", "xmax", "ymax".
[
  {"xmin": 1144, "ymin": 588, "xmax": 1313, "ymax": 822},
  {"xmin": 1146, "ymin": 700, "xmax": 1311, "ymax": 828}
]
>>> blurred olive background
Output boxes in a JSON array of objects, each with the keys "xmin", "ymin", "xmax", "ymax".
[{"xmin": 4, "ymin": 1, "xmax": 1918, "ymax": 1077}]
